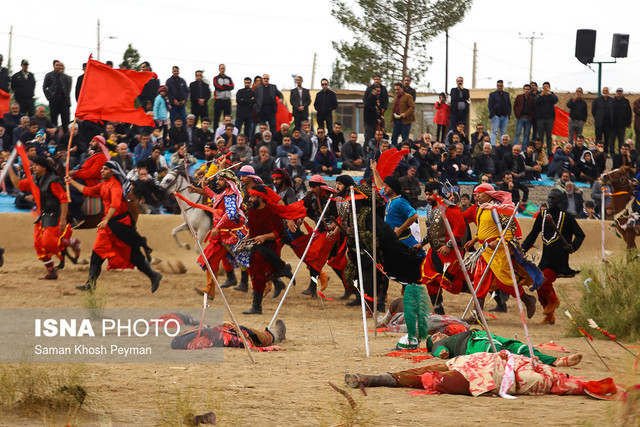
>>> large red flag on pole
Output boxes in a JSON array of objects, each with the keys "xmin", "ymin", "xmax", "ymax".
[
  {"xmin": 552, "ymin": 106, "xmax": 569, "ymax": 138},
  {"xmin": 75, "ymin": 55, "xmax": 157, "ymax": 126}
]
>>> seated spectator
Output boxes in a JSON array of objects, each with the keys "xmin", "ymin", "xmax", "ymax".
[
  {"xmin": 170, "ymin": 144, "xmax": 197, "ymax": 170},
  {"xmin": 285, "ymin": 154, "xmax": 307, "ymax": 194},
  {"xmin": 532, "ymin": 138, "xmax": 549, "ymax": 171},
  {"xmin": 397, "ymin": 140, "xmax": 420, "ymax": 176},
  {"xmin": 437, "ymin": 144, "xmax": 461, "ymax": 191},
  {"xmin": 12, "ymin": 116, "xmax": 30, "ymax": 146},
  {"xmin": 473, "ymin": 142, "xmax": 500, "ymax": 182},
  {"xmin": 255, "ymin": 131, "xmax": 277, "ymax": 156},
  {"xmin": 112, "ymin": 142, "xmax": 134, "ymax": 174},
  {"xmin": 214, "ymin": 115, "xmax": 238, "ymax": 139},
  {"xmin": 291, "ymin": 128, "xmax": 312, "ymax": 168},
  {"xmin": 311, "ymin": 128, "xmax": 334, "ymax": 155},
  {"xmin": 276, "ymin": 135, "xmax": 303, "ymax": 167},
  {"xmin": 2, "ymin": 103, "xmax": 22, "ymax": 142},
  {"xmin": 341, "ymin": 131, "xmax": 365, "ymax": 171},
  {"xmin": 134, "ymin": 132, "xmax": 154, "ymax": 162},
  {"xmin": 167, "ymin": 118, "xmax": 187, "ymax": 152},
  {"xmin": 251, "ymin": 122, "xmax": 268, "ymax": 148},
  {"xmin": 367, "ymin": 128, "xmax": 386, "ymax": 155},
  {"xmin": 313, "ymin": 143, "xmax": 340, "ymax": 176},
  {"xmin": 399, "ymin": 166, "xmax": 426, "ymax": 208},
  {"xmin": 494, "ymin": 134, "xmax": 513, "ymax": 163},
  {"xmin": 131, "ymin": 166, "xmax": 165, "ymax": 214},
  {"xmin": 612, "ymin": 142, "xmax": 637, "ymax": 175},
  {"xmin": 427, "ymin": 142, "xmax": 443, "ymax": 177},
  {"xmin": 446, "ymin": 122, "xmax": 470, "ymax": 151},
  {"xmin": 19, "ymin": 119, "xmax": 39, "ymax": 145},
  {"xmin": 252, "ymin": 145, "xmax": 276, "ymax": 184},
  {"xmin": 471, "ymin": 134, "xmax": 491, "ymax": 160},
  {"xmin": 553, "ymin": 170, "xmax": 574, "ymax": 192},
  {"xmin": 575, "ymin": 150, "xmax": 598, "ymax": 184},
  {"xmin": 219, "ymin": 123, "xmax": 237, "ymax": 151},
  {"xmin": 470, "ymin": 123, "xmax": 488, "ymax": 153},
  {"xmin": 414, "ymin": 142, "xmax": 433, "ymax": 180},
  {"xmin": 547, "ymin": 143, "xmax": 575, "ymax": 179},
  {"xmin": 592, "ymin": 140, "xmax": 608, "ymax": 176},
  {"xmin": 273, "ymin": 123, "xmax": 291, "ymax": 146},
  {"xmin": 327, "ymin": 122, "xmax": 345, "ymax": 157},
  {"xmin": 572, "ymin": 135, "xmax": 588, "ymax": 160},
  {"xmin": 585, "ymin": 200, "xmax": 599, "ymax": 219},
  {"xmin": 197, "ymin": 118, "xmax": 214, "ymax": 149},
  {"xmin": 591, "ymin": 180, "xmax": 608, "ymax": 214},
  {"xmin": 459, "ymin": 193, "xmax": 471, "ymax": 211},
  {"xmin": 523, "ymin": 143, "xmax": 542, "ymax": 181},
  {"xmin": 229, "ymin": 133, "xmax": 253, "ymax": 167},
  {"xmin": 497, "ymin": 171, "xmax": 528, "ymax": 205},
  {"xmin": 139, "ymin": 144, "xmax": 168, "ymax": 177},
  {"xmin": 0, "ymin": 125, "xmax": 8, "ymax": 152},
  {"xmin": 565, "ymin": 181, "xmax": 585, "ymax": 218},
  {"xmin": 454, "ymin": 142, "xmax": 472, "ymax": 181}
]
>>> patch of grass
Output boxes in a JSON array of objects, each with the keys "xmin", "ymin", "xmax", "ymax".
[
  {"xmin": 0, "ymin": 364, "xmax": 89, "ymax": 419},
  {"xmin": 316, "ymin": 383, "xmax": 377, "ymax": 427},
  {"xmin": 81, "ymin": 283, "xmax": 108, "ymax": 319},
  {"xmin": 565, "ymin": 257, "xmax": 640, "ymax": 342},
  {"xmin": 156, "ymin": 383, "xmax": 224, "ymax": 426}
]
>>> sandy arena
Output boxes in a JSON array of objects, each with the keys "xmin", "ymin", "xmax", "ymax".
[{"xmin": 0, "ymin": 212, "xmax": 636, "ymax": 426}]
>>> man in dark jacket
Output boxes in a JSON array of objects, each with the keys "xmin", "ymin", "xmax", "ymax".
[
  {"xmin": 235, "ymin": 77, "xmax": 256, "ymax": 136},
  {"xmin": 167, "ymin": 118, "xmax": 188, "ymax": 152},
  {"xmin": 189, "ymin": 70, "xmax": 211, "ymax": 124},
  {"xmin": 473, "ymin": 142, "xmax": 500, "ymax": 181},
  {"xmin": 611, "ymin": 88, "xmax": 632, "ymax": 154},
  {"xmin": 341, "ymin": 131, "xmax": 365, "ymax": 171},
  {"xmin": 314, "ymin": 78, "xmax": 338, "ymax": 132},
  {"xmin": 11, "ymin": 59, "xmax": 36, "ymax": 116},
  {"xmin": 138, "ymin": 61, "xmax": 159, "ymax": 108},
  {"xmin": 592, "ymin": 87, "xmax": 614, "ymax": 154},
  {"xmin": 501, "ymin": 144, "xmax": 529, "ymax": 201},
  {"xmin": 254, "ymin": 74, "xmax": 283, "ymax": 134},
  {"xmin": 363, "ymin": 74, "xmax": 389, "ymax": 111},
  {"xmin": 449, "ymin": 76, "xmax": 470, "ymax": 131},
  {"xmin": 363, "ymin": 86, "xmax": 383, "ymax": 145},
  {"xmin": 43, "ymin": 60, "xmax": 72, "ymax": 130},
  {"xmin": 488, "ymin": 80, "xmax": 511, "ymax": 145},
  {"xmin": 290, "ymin": 76, "xmax": 311, "ymax": 130},
  {"xmin": 566, "ymin": 87, "xmax": 587, "ymax": 144},
  {"xmin": 534, "ymin": 82, "xmax": 558, "ymax": 157},
  {"xmin": 165, "ymin": 66, "xmax": 189, "ymax": 126},
  {"xmin": 513, "ymin": 84, "xmax": 535, "ymax": 146},
  {"xmin": 2, "ymin": 102, "xmax": 22, "ymax": 141},
  {"xmin": 75, "ymin": 63, "xmax": 86, "ymax": 102}
]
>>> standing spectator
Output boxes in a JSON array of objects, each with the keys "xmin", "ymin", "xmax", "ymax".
[
  {"xmin": 592, "ymin": 87, "xmax": 614, "ymax": 154},
  {"xmin": 139, "ymin": 61, "xmax": 159, "ymax": 108},
  {"xmin": 165, "ymin": 66, "xmax": 189, "ymax": 126},
  {"xmin": 611, "ymin": 88, "xmax": 632, "ymax": 154},
  {"xmin": 189, "ymin": 70, "xmax": 211, "ymax": 124},
  {"xmin": 0, "ymin": 54, "xmax": 8, "ymax": 93},
  {"xmin": 212, "ymin": 64, "xmax": 234, "ymax": 129},
  {"xmin": 566, "ymin": 87, "xmax": 587, "ymax": 144},
  {"xmin": 390, "ymin": 82, "xmax": 415, "ymax": 146},
  {"xmin": 434, "ymin": 92, "xmax": 450, "ymax": 143},
  {"xmin": 43, "ymin": 60, "xmax": 72, "ymax": 129},
  {"xmin": 513, "ymin": 84, "xmax": 535, "ymax": 146},
  {"xmin": 535, "ymin": 82, "xmax": 558, "ymax": 157},
  {"xmin": 488, "ymin": 80, "xmax": 511, "ymax": 145},
  {"xmin": 363, "ymin": 74, "xmax": 389, "ymax": 112},
  {"xmin": 449, "ymin": 76, "xmax": 470, "ymax": 131},
  {"xmin": 363, "ymin": 85, "xmax": 383, "ymax": 144},
  {"xmin": 11, "ymin": 59, "xmax": 36, "ymax": 116},
  {"xmin": 254, "ymin": 74, "xmax": 283, "ymax": 133},
  {"xmin": 403, "ymin": 76, "xmax": 416, "ymax": 101},
  {"xmin": 341, "ymin": 131, "xmax": 365, "ymax": 171},
  {"xmin": 633, "ymin": 96, "xmax": 640, "ymax": 152},
  {"xmin": 529, "ymin": 81, "xmax": 540, "ymax": 141},
  {"xmin": 314, "ymin": 78, "xmax": 338, "ymax": 131},
  {"xmin": 235, "ymin": 77, "xmax": 256, "ymax": 136},
  {"xmin": 75, "ymin": 63, "xmax": 86, "ymax": 102},
  {"xmin": 290, "ymin": 76, "xmax": 311, "ymax": 130},
  {"xmin": 153, "ymin": 86, "xmax": 170, "ymax": 137}
]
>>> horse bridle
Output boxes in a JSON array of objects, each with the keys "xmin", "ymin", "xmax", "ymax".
[{"xmin": 162, "ymin": 169, "xmax": 204, "ymax": 209}]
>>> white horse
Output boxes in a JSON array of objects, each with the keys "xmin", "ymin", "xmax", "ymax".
[{"xmin": 159, "ymin": 169, "xmax": 211, "ymax": 251}]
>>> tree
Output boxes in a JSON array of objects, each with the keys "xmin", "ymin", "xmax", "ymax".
[
  {"xmin": 331, "ymin": 0, "xmax": 472, "ymax": 87},
  {"xmin": 122, "ymin": 44, "xmax": 141, "ymax": 71},
  {"xmin": 329, "ymin": 58, "xmax": 347, "ymax": 90}
]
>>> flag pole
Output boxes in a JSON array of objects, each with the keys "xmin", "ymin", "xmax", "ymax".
[
  {"xmin": 350, "ymin": 186, "xmax": 370, "ymax": 357},
  {"xmin": 371, "ymin": 180, "xmax": 378, "ymax": 335},
  {"xmin": 65, "ymin": 116, "xmax": 78, "ymax": 199}
]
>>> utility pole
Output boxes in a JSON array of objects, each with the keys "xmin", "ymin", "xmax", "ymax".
[
  {"xmin": 444, "ymin": 30, "xmax": 449, "ymax": 92},
  {"xmin": 472, "ymin": 42, "xmax": 477, "ymax": 89},
  {"xmin": 310, "ymin": 52, "xmax": 317, "ymax": 90},
  {"xmin": 97, "ymin": 19, "xmax": 101, "ymax": 61},
  {"xmin": 519, "ymin": 32, "xmax": 543, "ymax": 83},
  {"xmin": 7, "ymin": 25, "xmax": 13, "ymax": 75}
]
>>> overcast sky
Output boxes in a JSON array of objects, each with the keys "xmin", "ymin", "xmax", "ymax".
[{"xmin": 2, "ymin": 0, "xmax": 639, "ymax": 109}]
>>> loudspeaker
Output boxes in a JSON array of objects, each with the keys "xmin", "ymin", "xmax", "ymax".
[
  {"xmin": 575, "ymin": 29, "xmax": 596, "ymax": 64},
  {"xmin": 612, "ymin": 33, "xmax": 629, "ymax": 58}
]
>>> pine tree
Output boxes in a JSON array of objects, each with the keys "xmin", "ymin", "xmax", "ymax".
[{"xmin": 122, "ymin": 44, "xmax": 141, "ymax": 71}]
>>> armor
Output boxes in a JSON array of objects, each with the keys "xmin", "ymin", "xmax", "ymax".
[
  {"xmin": 36, "ymin": 173, "xmax": 62, "ymax": 228},
  {"xmin": 424, "ymin": 206, "xmax": 447, "ymax": 250}
]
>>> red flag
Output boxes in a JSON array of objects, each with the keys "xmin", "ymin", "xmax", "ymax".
[
  {"xmin": 552, "ymin": 106, "xmax": 569, "ymax": 138},
  {"xmin": 75, "ymin": 55, "xmax": 157, "ymax": 126},
  {"xmin": 0, "ymin": 89, "xmax": 10, "ymax": 117},
  {"xmin": 15, "ymin": 142, "xmax": 41, "ymax": 214},
  {"xmin": 275, "ymin": 96, "xmax": 292, "ymax": 130}
]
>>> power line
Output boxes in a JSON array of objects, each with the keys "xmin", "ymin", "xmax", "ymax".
[{"xmin": 519, "ymin": 32, "xmax": 544, "ymax": 82}]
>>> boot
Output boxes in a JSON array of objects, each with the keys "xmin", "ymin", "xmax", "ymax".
[
  {"xmin": 243, "ymin": 291, "xmax": 263, "ymax": 315},
  {"xmin": 541, "ymin": 312, "xmax": 556, "ymax": 325},
  {"xmin": 0, "ymin": 247, "xmax": 4, "ymax": 267},
  {"xmin": 40, "ymin": 260, "xmax": 58, "ymax": 280},
  {"xmin": 220, "ymin": 269, "xmax": 237, "ymax": 288},
  {"xmin": 344, "ymin": 373, "xmax": 397, "ymax": 388},
  {"xmin": 194, "ymin": 271, "xmax": 216, "ymax": 300},
  {"xmin": 542, "ymin": 298, "xmax": 560, "ymax": 315},
  {"xmin": 318, "ymin": 271, "xmax": 329, "ymax": 291},
  {"xmin": 301, "ymin": 278, "xmax": 317, "ymax": 297},
  {"xmin": 269, "ymin": 319, "xmax": 286, "ymax": 343},
  {"xmin": 233, "ymin": 270, "xmax": 249, "ymax": 292},
  {"xmin": 139, "ymin": 260, "xmax": 162, "ymax": 293},
  {"xmin": 521, "ymin": 293, "xmax": 537, "ymax": 319},
  {"xmin": 376, "ymin": 301, "xmax": 386, "ymax": 314},
  {"xmin": 272, "ymin": 278, "xmax": 286, "ymax": 298},
  {"xmin": 429, "ymin": 293, "xmax": 445, "ymax": 315},
  {"xmin": 76, "ymin": 277, "xmax": 96, "ymax": 292},
  {"xmin": 141, "ymin": 237, "xmax": 153, "ymax": 262},
  {"xmin": 345, "ymin": 296, "xmax": 361, "ymax": 306},
  {"xmin": 339, "ymin": 288, "xmax": 353, "ymax": 300},
  {"xmin": 275, "ymin": 263, "xmax": 293, "ymax": 280}
]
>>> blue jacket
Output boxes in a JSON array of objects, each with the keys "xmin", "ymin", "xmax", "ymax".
[
  {"xmin": 153, "ymin": 94, "xmax": 168, "ymax": 121},
  {"xmin": 488, "ymin": 90, "xmax": 511, "ymax": 118}
]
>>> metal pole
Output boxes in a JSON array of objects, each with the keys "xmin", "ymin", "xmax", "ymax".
[
  {"xmin": 528, "ymin": 38, "xmax": 534, "ymax": 83},
  {"xmin": 372, "ymin": 182, "xmax": 378, "ymax": 336},
  {"xmin": 444, "ymin": 30, "xmax": 449, "ymax": 93},
  {"xmin": 598, "ymin": 63, "xmax": 602, "ymax": 96},
  {"xmin": 268, "ymin": 197, "xmax": 333, "ymax": 330},
  {"xmin": 350, "ymin": 186, "xmax": 370, "ymax": 357},
  {"xmin": 7, "ymin": 25, "xmax": 13, "ymax": 76},
  {"xmin": 97, "ymin": 20, "xmax": 101, "ymax": 61}
]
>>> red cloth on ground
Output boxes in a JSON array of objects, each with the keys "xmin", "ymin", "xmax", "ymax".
[
  {"xmin": 73, "ymin": 153, "xmax": 107, "ymax": 187},
  {"xmin": 83, "ymin": 177, "xmax": 133, "ymax": 269}
]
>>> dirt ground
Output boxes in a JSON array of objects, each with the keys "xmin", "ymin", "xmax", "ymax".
[{"xmin": 0, "ymin": 212, "xmax": 636, "ymax": 426}]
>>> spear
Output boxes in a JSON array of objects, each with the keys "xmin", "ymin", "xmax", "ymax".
[
  {"xmin": 588, "ymin": 319, "xmax": 640, "ymax": 359},
  {"xmin": 564, "ymin": 310, "xmax": 610, "ymax": 371}
]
